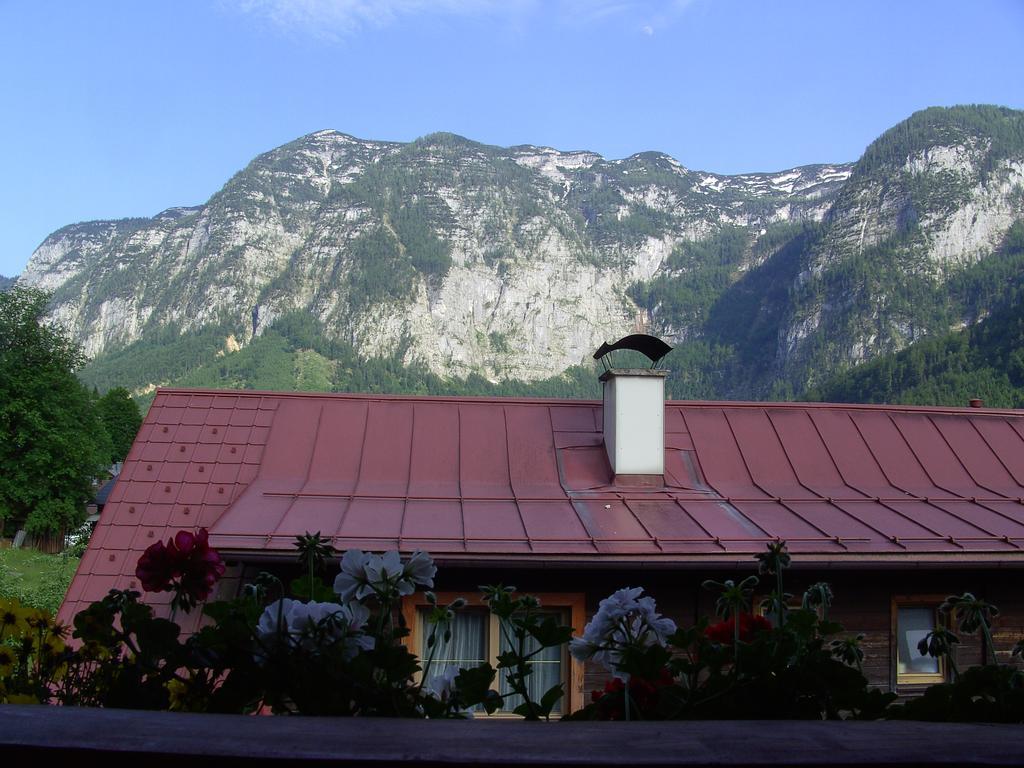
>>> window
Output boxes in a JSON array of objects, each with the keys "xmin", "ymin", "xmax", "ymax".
[
  {"xmin": 893, "ymin": 598, "xmax": 946, "ymax": 686},
  {"xmin": 402, "ymin": 592, "xmax": 585, "ymax": 715}
]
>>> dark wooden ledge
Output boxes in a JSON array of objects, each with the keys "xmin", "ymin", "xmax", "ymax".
[{"xmin": 1, "ymin": 705, "xmax": 1023, "ymax": 767}]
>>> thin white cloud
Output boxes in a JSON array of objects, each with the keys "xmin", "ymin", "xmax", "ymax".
[
  {"xmin": 228, "ymin": 0, "xmax": 698, "ymax": 39},
  {"xmin": 231, "ymin": 0, "xmax": 529, "ymax": 39}
]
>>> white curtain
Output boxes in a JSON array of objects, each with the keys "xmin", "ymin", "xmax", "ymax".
[
  {"xmin": 498, "ymin": 616, "xmax": 562, "ymax": 714},
  {"xmin": 424, "ymin": 611, "xmax": 487, "ymax": 709}
]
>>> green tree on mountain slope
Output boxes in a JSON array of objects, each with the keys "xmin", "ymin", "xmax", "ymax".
[{"xmin": 0, "ymin": 286, "xmax": 110, "ymax": 538}]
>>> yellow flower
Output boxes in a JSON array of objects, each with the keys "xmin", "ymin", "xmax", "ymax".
[
  {"xmin": 41, "ymin": 635, "xmax": 66, "ymax": 656},
  {"xmin": 25, "ymin": 608, "xmax": 53, "ymax": 632},
  {"xmin": 79, "ymin": 640, "xmax": 109, "ymax": 661},
  {"xmin": 0, "ymin": 598, "xmax": 30, "ymax": 638},
  {"xmin": 166, "ymin": 679, "xmax": 188, "ymax": 711},
  {"xmin": 4, "ymin": 692, "xmax": 39, "ymax": 705},
  {"xmin": 0, "ymin": 645, "xmax": 15, "ymax": 677}
]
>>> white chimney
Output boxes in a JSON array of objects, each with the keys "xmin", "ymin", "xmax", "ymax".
[{"xmin": 600, "ymin": 368, "xmax": 666, "ymax": 479}]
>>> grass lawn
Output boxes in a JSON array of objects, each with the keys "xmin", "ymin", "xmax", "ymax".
[{"xmin": 0, "ymin": 547, "xmax": 80, "ymax": 614}]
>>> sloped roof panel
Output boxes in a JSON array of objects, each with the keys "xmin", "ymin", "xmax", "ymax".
[{"xmin": 61, "ymin": 389, "xmax": 1024, "ymax": 630}]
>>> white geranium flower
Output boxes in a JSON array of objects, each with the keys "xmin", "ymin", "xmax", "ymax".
[
  {"xmin": 568, "ymin": 636, "xmax": 599, "ymax": 662},
  {"xmin": 597, "ymin": 587, "xmax": 644, "ymax": 621},
  {"xmin": 365, "ymin": 550, "xmax": 405, "ymax": 592},
  {"xmin": 341, "ymin": 600, "xmax": 371, "ymax": 632},
  {"xmin": 635, "ymin": 600, "xmax": 677, "ymax": 645},
  {"xmin": 569, "ymin": 587, "xmax": 675, "ymax": 680},
  {"xmin": 257, "ymin": 598, "xmax": 298, "ymax": 640},
  {"xmin": 334, "ymin": 549, "xmax": 373, "ymax": 602},
  {"xmin": 255, "ymin": 597, "xmax": 376, "ymax": 663},
  {"xmin": 425, "ymin": 665, "xmax": 461, "ymax": 701},
  {"xmin": 403, "ymin": 550, "xmax": 437, "ymax": 589}
]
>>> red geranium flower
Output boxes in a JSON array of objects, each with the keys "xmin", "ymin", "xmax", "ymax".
[
  {"xmin": 704, "ymin": 612, "xmax": 773, "ymax": 644},
  {"xmin": 175, "ymin": 529, "xmax": 226, "ymax": 603},
  {"xmin": 135, "ymin": 528, "xmax": 225, "ymax": 612},
  {"xmin": 590, "ymin": 667, "xmax": 674, "ymax": 719},
  {"xmin": 136, "ymin": 539, "xmax": 178, "ymax": 593}
]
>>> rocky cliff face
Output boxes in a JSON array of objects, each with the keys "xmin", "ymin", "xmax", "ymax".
[
  {"xmin": 20, "ymin": 131, "xmax": 849, "ymax": 384},
  {"xmin": 19, "ymin": 106, "xmax": 1024, "ymax": 397},
  {"xmin": 774, "ymin": 107, "xmax": 1024, "ymax": 390}
]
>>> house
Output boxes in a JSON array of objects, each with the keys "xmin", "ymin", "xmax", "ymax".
[{"xmin": 59, "ymin": 370, "xmax": 1024, "ymax": 712}]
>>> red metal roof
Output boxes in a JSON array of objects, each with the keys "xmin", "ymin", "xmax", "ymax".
[{"xmin": 60, "ymin": 388, "xmax": 1024, "ymax": 624}]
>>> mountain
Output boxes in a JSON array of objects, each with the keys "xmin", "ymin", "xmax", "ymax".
[
  {"xmin": 637, "ymin": 105, "xmax": 1024, "ymax": 399},
  {"xmin": 18, "ymin": 105, "xmax": 1024, "ymax": 402},
  {"xmin": 0, "ymin": 275, "xmax": 13, "ymax": 291},
  {"xmin": 808, "ymin": 219, "xmax": 1024, "ymax": 407}
]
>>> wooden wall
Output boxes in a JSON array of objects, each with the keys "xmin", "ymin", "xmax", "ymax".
[{"xmin": 428, "ymin": 564, "xmax": 1024, "ymax": 696}]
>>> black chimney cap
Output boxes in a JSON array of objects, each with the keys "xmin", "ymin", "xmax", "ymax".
[{"xmin": 593, "ymin": 334, "xmax": 673, "ymax": 365}]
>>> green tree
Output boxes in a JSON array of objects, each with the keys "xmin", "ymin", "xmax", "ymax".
[
  {"xmin": 0, "ymin": 286, "xmax": 110, "ymax": 538},
  {"xmin": 96, "ymin": 386, "xmax": 143, "ymax": 463}
]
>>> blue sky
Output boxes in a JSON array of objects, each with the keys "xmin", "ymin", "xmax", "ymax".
[{"xmin": 1, "ymin": 0, "xmax": 1022, "ymax": 276}]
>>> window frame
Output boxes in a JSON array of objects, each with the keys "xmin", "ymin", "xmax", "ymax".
[
  {"xmin": 891, "ymin": 595, "xmax": 947, "ymax": 689},
  {"xmin": 402, "ymin": 591, "xmax": 586, "ymax": 715}
]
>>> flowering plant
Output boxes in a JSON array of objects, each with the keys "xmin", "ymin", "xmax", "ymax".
[
  {"xmin": 0, "ymin": 598, "xmax": 69, "ymax": 704},
  {"xmin": 135, "ymin": 528, "xmax": 226, "ymax": 614},
  {"xmin": 569, "ymin": 543, "xmax": 896, "ymax": 721},
  {"xmin": 703, "ymin": 613, "xmax": 773, "ymax": 645}
]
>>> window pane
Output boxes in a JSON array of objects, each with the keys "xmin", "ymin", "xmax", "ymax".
[
  {"xmin": 424, "ymin": 611, "xmax": 487, "ymax": 671},
  {"xmin": 897, "ymin": 606, "xmax": 940, "ymax": 676},
  {"xmin": 498, "ymin": 614, "xmax": 564, "ymax": 714}
]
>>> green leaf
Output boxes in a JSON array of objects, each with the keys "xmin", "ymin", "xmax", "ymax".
[
  {"xmin": 288, "ymin": 577, "xmax": 336, "ymax": 602},
  {"xmin": 540, "ymin": 682, "xmax": 564, "ymax": 716}
]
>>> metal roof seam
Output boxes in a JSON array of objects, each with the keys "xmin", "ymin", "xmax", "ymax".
[
  {"xmin": 795, "ymin": 410, "xmax": 873, "ymax": 502},
  {"xmin": 502, "ymin": 405, "xmax": 534, "ymax": 553},
  {"xmin": 885, "ymin": 411, "xmax": 963, "ymax": 500},
  {"xmin": 676, "ymin": 411, "xmax": 714, "ymax": 496},
  {"xmin": 806, "ymin": 411, "xmax": 886, "ymax": 504},
  {"xmin": 845, "ymin": 412, "xmax": 967, "ymax": 540},
  {"xmin": 567, "ymin": 498, "xmax": 600, "ymax": 550},
  {"xmin": 720, "ymin": 409, "xmax": 777, "ymax": 501},
  {"xmin": 269, "ymin": 402, "xmax": 323, "ymax": 543},
  {"xmin": 847, "ymin": 411, "xmax": 910, "ymax": 496},
  {"xmin": 349, "ymin": 400, "xmax": 372, "ymax": 502},
  {"xmin": 765, "ymin": 409, "xmax": 831, "ymax": 500},
  {"xmin": 909, "ymin": 415, "xmax": 1024, "ymax": 541},
  {"xmin": 619, "ymin": 496, "xmax": 666, "ymax": 553},
  {"xmin": 930, "ymin": 413, "xmax": 1020, "ymax": 499},
  {"xmin": 671, "ymin": 498, "xmax": 732, "ymax": 551},
  {"xmin": 455, "ymin": 405, "xmax": 466, "ymax": 552},
  {"xmin": 968, "ymin": 419, "xmax": 1024, "ymax": 491},
  {"xmin": 760, "ymin": 410, "xmax": 849, "ymax": 542},
  {"xmin": 930, "ymin": 497, "xmax": 1024, "ymax": 545},
  {"xmin": 326, "ymin": 403, "xmax": 369, "ymax": 547},
  {"xmin": 724, "ymin": 409, "xmax": 839, "ymax": 541},
  {"xmin": 397, "ymin": 403, "xmax": 419, "ymax": 551}
]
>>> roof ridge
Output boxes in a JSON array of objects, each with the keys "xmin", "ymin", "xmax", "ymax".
[{"xmin": 154, "ymin": 387, "xmax": 1022, "ymax": 416}]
